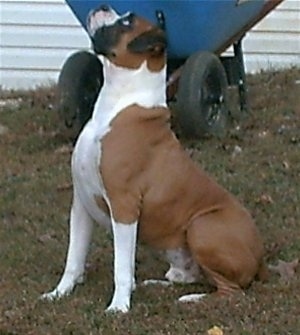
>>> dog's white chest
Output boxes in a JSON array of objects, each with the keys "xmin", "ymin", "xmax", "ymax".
[
  {"xmin": 71, "ymin": 120, "xmax": 109, "ymax": 225},
  {"xmin": 71, "ymin": 60, "xmax": 167, "ymax": 226}
]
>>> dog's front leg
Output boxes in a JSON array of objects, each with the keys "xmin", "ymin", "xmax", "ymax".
[
  {"xmin": 106, "ymin": 219, "xmax": 138, "ymax": 313},
  {"xmin": 41, "ymin": 191, "xmax": 93, "ymax": 300}
]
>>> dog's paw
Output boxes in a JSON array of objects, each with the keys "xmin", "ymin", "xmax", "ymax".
[
  {"xmin": 40, "ymin": 285, "xmax": 74, "ymax": 301},
  {"xmin": 178, "ymin": 293, "xmax": 207, "ymax": 303},
  {"xmin": 165, "ymin": 267, "xmax": 199, "ymax": 284},
  {"xmin": 105, "ymin": 291, "xmax": 131, "ymax": 313},
  {"xmin": 40, "ymin": 290, "xmax": 62, "ymax": 301},
  {"xmin": 142, "ymin": 279, "xmax": 173, "ymax": 287},
  {"xmin": 105, "ymin": 302, "xmax": 130, "ymax": 314}
]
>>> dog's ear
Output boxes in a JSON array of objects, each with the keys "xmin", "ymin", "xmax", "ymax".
[{"xmin": 127, "ymin": 29, "xmax": 167, "ymax": 56}]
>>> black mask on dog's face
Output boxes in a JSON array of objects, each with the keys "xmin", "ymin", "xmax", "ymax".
[
  {"xmin": 87, "ymin": 6, "xmax": 167, "ymax": 71},
  {"xmin": 91, "ymin": 13, "xmax": 135, "ymax": 57}
]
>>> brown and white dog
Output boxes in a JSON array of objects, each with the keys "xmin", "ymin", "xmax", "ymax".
[{"xmin": 42, "ymin": 5, "xmax": 268, "ymax": 312}]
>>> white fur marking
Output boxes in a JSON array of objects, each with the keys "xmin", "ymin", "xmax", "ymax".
[
  {"xmin": 178, "ymin": 293, "xmax": 207, "ymax": 303},
  {"xmin": 41, "ymin": 192, "xmax": 93, "ymax": 300},
  {"xmin": 106, "ymin": 220, "xmax": 138, "ymax": 313},
  {"xmin": 87, "ymin": 7, "xmax": 120, "ymax": 37},
  {"xmin": 165, "ymin": 248, "xmax": 200, "ymax": 284},
  {"xmin": 87, "ymin": 7, "xmax": 131, "ymax": 37},
  {"xmin": 142, "ymin": 279, "xmax": 173, "ymax": 287}
]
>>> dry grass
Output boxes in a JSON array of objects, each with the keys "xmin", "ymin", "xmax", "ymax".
[{"xmin": 0, "ymin": 68, "xmax": 299, "ymax": 334}]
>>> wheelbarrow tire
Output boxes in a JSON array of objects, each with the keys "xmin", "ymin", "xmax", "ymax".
[
  {"xmin": 57, "ymin": 51, "xmax": 103, "ymax": 141},
  {"xmin": 176, "ymin": 51, "xmax": 229, "ymax": 138}
]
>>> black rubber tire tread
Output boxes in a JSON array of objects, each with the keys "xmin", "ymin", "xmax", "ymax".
[
  {"xmin": 176, "ymin": 51, "xmax": 229, "ymax": 138},
  {"xmin": 57, "ymin": 51, "xmax": 103, "ymax": 140}
]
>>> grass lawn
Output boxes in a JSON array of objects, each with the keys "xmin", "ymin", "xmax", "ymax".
[{"xmin": 0, "ymin": 68, "xmax": 299, "ymax": 334}]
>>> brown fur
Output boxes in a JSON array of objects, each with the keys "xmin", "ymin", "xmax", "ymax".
[{"xmin": 99, "ymin": 104, "xmax": 268, "ymax": 293}]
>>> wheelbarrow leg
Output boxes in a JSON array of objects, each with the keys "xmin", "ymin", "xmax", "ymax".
[{"xmin": 233, "ymin": 38, "xmax": 248, "ymax": 113}]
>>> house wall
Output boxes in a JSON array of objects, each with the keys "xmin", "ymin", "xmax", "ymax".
[
  {"xmin": 0, "ymin": 0, "xmax": 90, "ymax": 89},
  {"xmin": 0, "ymin": 0, "xmax": 299, "ymax": 90},
  {"xmin": 242, "ymin": 0, "xmax": 300, "ymax": 72}
]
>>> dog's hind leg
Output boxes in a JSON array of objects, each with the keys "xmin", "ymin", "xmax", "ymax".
[
  {"xmin": 164, "ymin": 248, "xmax": 200, "ymax": 283},
  {"xmin": 41, "ymin": 191, "xmax": 94, "ymax": 300},
  {"xmin": 178, "ymin": 213, "xmax": 252, "ymax": 303},
  {"xmin": 142, "ymin": 248, "xmax": 200, "ymax": 287},
  {"xmin": 178, "ymin": 265, "xmax": 242, "ymax": 303},
  {"xmin": 201, "ymin": 265, "xmax": 242, "ymax": 296},
  {"xmin": 179, "ymin": 266, "xmax": 243, "ymax": 303}
]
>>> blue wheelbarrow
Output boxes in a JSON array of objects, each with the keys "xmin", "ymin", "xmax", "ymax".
[{"xmin": 58, "ymin": 0, "xmax": 283, "ymax": 139}]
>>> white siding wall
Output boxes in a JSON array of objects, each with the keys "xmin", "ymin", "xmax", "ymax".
[
  {"xmin": 0, "ymin": 0, "xmax": 90, "ymax": 89},
  {"xmin": 0, "ymin": 0, "xmax": 299, "ymax": 90},
  {"xmin": 243, "ymin": 0, "xmax": 300, "ymax": 72}
]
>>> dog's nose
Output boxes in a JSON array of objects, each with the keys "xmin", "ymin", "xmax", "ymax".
[{"xmin": 99, "ymin": 4, "xmax": 111, "ymax": 12}]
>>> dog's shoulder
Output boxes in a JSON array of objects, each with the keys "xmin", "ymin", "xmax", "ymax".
[
  {"xmin": 112, "ymin": 103, "xmax": 171, "ymax": 127},
  {"xmin": 103, "ymin": 103, "xmax": 172, "ymax": 148},
  {"xmin": 100, "ymin": 103, "xmax": 173, "ymax": 185}
]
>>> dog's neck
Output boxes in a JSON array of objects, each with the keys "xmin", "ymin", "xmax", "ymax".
[{"xmin": 92, "ymin": 57, "xmax": 167, "ymax": 125}]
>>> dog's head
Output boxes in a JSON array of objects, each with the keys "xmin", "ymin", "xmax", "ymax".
[{"xmin": 87, "ymin": 5, "xmax": 167, "ymax": 71}]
